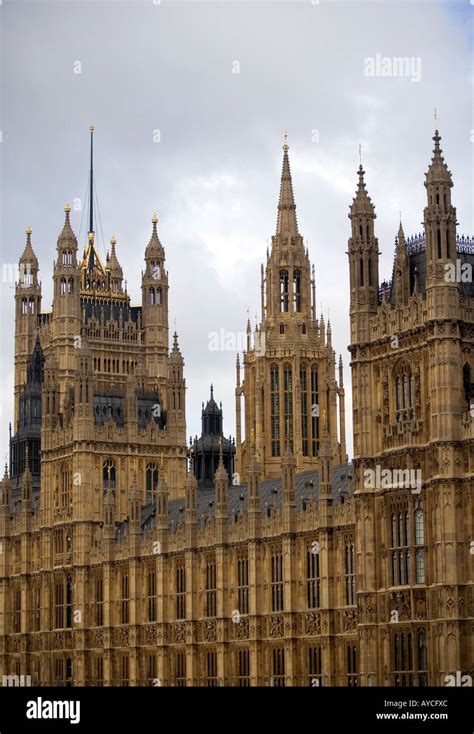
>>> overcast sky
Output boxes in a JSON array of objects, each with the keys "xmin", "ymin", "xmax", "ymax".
[{"xmin": 0, "ymin": 0, "xmax": 472, "ymax": 466}]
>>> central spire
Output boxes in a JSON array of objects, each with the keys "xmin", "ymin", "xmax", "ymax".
[
  {"xmin": 89, "ymin": 124, "xmax": 95, "ymax": 237},
  {"xmin": 276, "ymin": 133, "xmax": 299, "ymax": 238}
]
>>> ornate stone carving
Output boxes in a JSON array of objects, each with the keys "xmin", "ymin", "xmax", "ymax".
[{"xmin": 305, "ymin": 612, "xmax": 321, "ymax": 636}]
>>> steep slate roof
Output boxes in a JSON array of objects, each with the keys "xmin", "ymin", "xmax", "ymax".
[{"xmin": 138, "ymin": 463, "xmax": 355, "ymax": 535}]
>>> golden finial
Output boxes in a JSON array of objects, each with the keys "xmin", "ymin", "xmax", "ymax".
[
  {"xmin": 88, "ymin": 232, "xmax": 94, "ymax": 242},
  {"xmin": 64, "ymin": 203, "xmax": 71, "ymax": 213},
  {"xmin": 25, "ymin": 225, "xmax": 32, "ymax": 235},
  {"xmin": 89, "ymin": 124, "xmax": 95, "ymax": 133},
  {"xmin": 283, "ymin": 131, "xmax": 289, "ymax": 152},
  {"xmin": 110, "ymin": 234, "xmax": 117, "ymax": 246},
  {"xmin": 152, "ymin": 214, "xmax": 158, "ymax": 225}
]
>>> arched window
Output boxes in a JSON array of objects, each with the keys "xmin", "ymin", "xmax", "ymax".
[
  {"xmin": 68, "ymin": 278, "xmax": 74, "ymax": 294},
  {"xmin": 415, "ymin": 505, "xmax": 425, "ymax": 583},
  {"xmin": 283, "ymin": 364, "xmax": 293, "ymax": 449},
  {"xmin": 146, "ymin": 463, "xmax": 159, "ymax": 502},
  {"xmin": 311, "ymin": 366, "xmax": 319, "ymax": 456},
  {"xmin": 270, "ymin": 364, "xmax": 280, "ymax": 457},
  {"xmin": 66, "ymin": 577, "xmax": 73, "ymax": 628},
  {"xmin": 437, "ymin": 228, "xmax": 442, "ymax": 259},
  {"xmin": 293, "ymin": 270, "xmax": 301, "ymax": 312},
  {"xmin": 279, "ymin": 323, "xmax": 285, "ymax": 334},
  {"xmin": 21, "ymin": 297, "xmax": 28, "ymax": 314},
  {"xmin": 102, "ymin": 459, "xmax": 116, "ymax": 487},
  {"xmin": 280, "ymin": 270, "xmax": 289, "ymax": 312},
  {"xmin": 395, "ymin": 365, "xmax": 415, "ymax": 421},
  {"xmin": 359, "ymin": 258, "xmax": 364, "ymax": 286},
  {"xmin": 61, "ymin": 464, "xmax": 71, "ymax": 509},
  {"xmin": 156, "ymin": 288, "xmax": 162, "ymax": 305},
  {"xmin": 300, "ymin": 365, "xmax": 308, "ymax": 456},
  {"xmin": 149, "ymin": 287, "xmax": 155, "ymax": 304},
  {"xmin": 60, "ymin": 278, "xmax": 67, "ymax": 295},
  {"xmin": 29, "ymin": 297, "xmax": 35, "ymax": 314}
]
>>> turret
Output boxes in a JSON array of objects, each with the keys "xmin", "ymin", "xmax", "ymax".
[
  {"xmin": 348, "ymin": 162, "xmax": 380, "ymax": 344},
  {"xmin": 52, "ymin": 205, "xmax": 81, "ymax": 407},
  {"xmin": 185, "ymin": 469, "xmax": 198, "ymax": 547},
  {"xmin": 106, "ymin": 235, "xmax": 124, "ymax": 294},
  {"xmin": 246, "ymin": 443, "xmax": 261, "ymax": 536},
  {"xmin": 423, "ymin": 129, "xmax": 459, "ymax": 318},
  {"xmin": 141, "ymin": 215, "xmax": 169, "ymax": 380},
  {"xmin": 214, "ymin": 444, "xmax": 228, "ymax": 543},
  {"xmin": 14, "ymin": 226, "xmax": 42, "ymax": 427},
  {"xmin": 393, "ymin": 221, "xmax": 410, "ymax": 306},
  {"xmin": 167, "ymin": 332, "xmax": 185, "ymax": 429}
]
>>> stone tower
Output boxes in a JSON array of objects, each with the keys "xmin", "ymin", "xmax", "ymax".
[
  {"xmin": 235, "ymin": 137, "xmax": 347, "ymax": 481},
  {"xmin": 349, "ymin": 129, "xmax": 474, "ymax": 686}
]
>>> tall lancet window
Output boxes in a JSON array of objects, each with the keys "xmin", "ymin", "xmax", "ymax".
[
  {"xmin": 311, "ymin": 366, "xmax": 319, "ymax": 456},
  {"xmin": 280, "ymin": 270, "xmax": 289, "ymax": 312},
  {"xmin": 293, "ymin": 270, "xmax": 301, "ymax": 312},
  {"xmin": 283, "ymin": 364, "xmax": 293, "ymax": 449},
  {"xmin": 146, "ymin": 463, "xmax": 159, "ymax": 503},
  {"xmin": 270, "ymin": 364, "xmax": 280, "ymax": 457},
  {"xmin": 300, "ymin": 365, "xmax": 309, "ymax": 456}
]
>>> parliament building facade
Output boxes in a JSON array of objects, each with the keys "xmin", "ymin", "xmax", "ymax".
[{"xmin": 0, "ymin": 128, "xmax": 472, "ymax": 687}]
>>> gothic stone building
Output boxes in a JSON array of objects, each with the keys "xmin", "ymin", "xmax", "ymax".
[{"xmin": 0, "ymin": 129, "xmax": 472, "ymax": 687}]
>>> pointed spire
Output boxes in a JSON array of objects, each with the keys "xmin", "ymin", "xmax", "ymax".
[
  {"xmin": 425, "ymin": 129, "xmax": 452, "ymax": 186},
  {"xmin": 21, "ymin": 447, "xmax": 32, "ymax": 504},
  {"xmin": 319, "ymin": 313, "xmax": 326, "ymax": 343},
  {"xmin": 19, "ymin": 225, "xmax": 39, "ymax": 267},
  {"xmin": 107, "ymin": 235, "xmax": 123, "ymax": 278},
  {"xmin": 397, "ymin": 220, "xmax": 405, "ymax": 247},
  {"xmin": 276, "ymin": 134, "xmax": 299, "ymax": 238},
  {"xmin": 214, "ymin": 438, "xmax": 229, "ymax": 520},
  {"xmin": 350, "ymin": 164, "xmax": 375, "ymax": 216},
  {"xmin": 413, "ymin": 266, "xmax": 420, "ymax": 295},
  {"xmin": 170, "ymin": 331, "xmax": 182, "ymax": 363},
  {"xmin": 57, "ymin": 203, "xmax": 78, "ymax": 250},
  {"xmin": 145, "ymin": 213, "xmax": 164, "ymax": 258},
  {"xmin": 88, "ymin": 125, "xmax": 95, "ymax": 236}
]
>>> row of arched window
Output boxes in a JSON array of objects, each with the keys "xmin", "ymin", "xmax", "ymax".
[
  {"xmin": 393, "ymin": 630, "xmax": 427, "ymax": 686},
  {"xmin": 59, "ymin": 277, "xmax": 74, "ymax": 294},
  {"xmin": 93, "ymin": 357, "xmax": 138, "ymax": 374},
  {"xmin": 389, "ymin": 504, "xmax": 425, "ymax": 585},
  {"xmin": 270, "ymin": 363, "xmax": 319, "ymax": 457},
  {"xmin": 101, "ymin": 460, "xmax": 159, "ymax": 501},
  {"xmin": 148, "ymin": 287, "xmax": 162, "ymax": 305},
  {"xmin": 279, "ymin": 270, "xmax": 301, "ymax": 313},
  {"xmin": 20, "ymin": 296, "xmax": 36, "ymax": 314}
]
